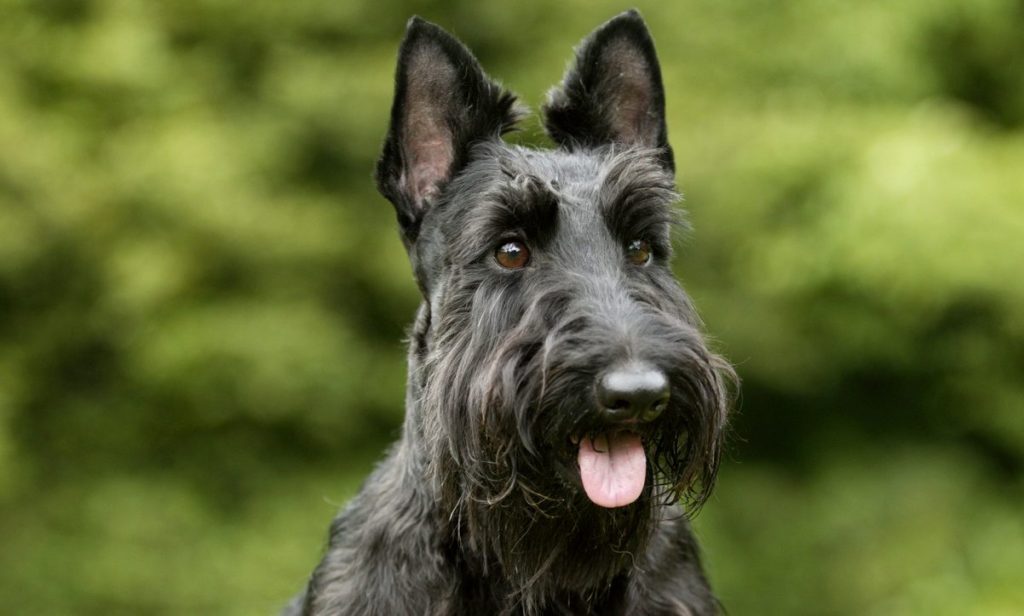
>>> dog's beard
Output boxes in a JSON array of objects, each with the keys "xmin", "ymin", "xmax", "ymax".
[{"xmin": 421, "ymin": 306, "xmax": 732, "ymax": 607}]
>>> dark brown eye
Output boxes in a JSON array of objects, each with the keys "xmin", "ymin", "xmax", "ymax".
[
  {"xmin": 495, "ymin": 240, "xmax": 530, "ymax": 269},
  {"xmin": 625, "ymin": 239, "xmax": 652, "ymax": 265}
]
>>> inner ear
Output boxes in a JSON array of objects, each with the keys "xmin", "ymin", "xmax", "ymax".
[
  {"xmin": 542, "ymin": 10, "xmax": 672, "ymax": 170},
  {"xmin": 402, "ymin": 46, "xmax": 457, "ymax": 207},
  {"xmin": 597, "ymin": 38, "xmax": 659, "ymax": 147}
]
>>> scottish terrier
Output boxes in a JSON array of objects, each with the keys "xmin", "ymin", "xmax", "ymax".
[{"xmin": 287, "ymin": 9, "xmax": 735, "ymax": 615}]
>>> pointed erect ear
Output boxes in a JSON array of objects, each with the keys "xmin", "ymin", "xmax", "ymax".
[
  {"xmin": 542, "ymin": 10, "xmax": 673, "ymax": 171},
  {"xmin": 376, "ymin": 17, "xmax": 523, "ymax": 246}
]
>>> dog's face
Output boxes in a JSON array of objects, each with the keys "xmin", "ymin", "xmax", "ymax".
[{"xmin": 375, "ymin": 11, "xmax": 733, "ymax": 594}]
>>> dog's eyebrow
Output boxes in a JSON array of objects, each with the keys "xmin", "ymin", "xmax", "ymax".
[
  {"xmin": 490, "ymin": 173, "xmax": 561, "ymax": 237},
  {"xmin": 457, "ymin": 173, "xmax": 560, "ymax": 263},
  {"xmin": 600, "ymin": 152, "xmax": 680, "ymax": 235}
]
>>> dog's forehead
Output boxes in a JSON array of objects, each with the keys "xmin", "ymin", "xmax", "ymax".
[
  {"xmin": 500, "ymin": 146, "xmax": 608, "ymax": 202},
  {"xmin": 435, "ymin": 141, "xmax": 677, "ymax": 246},
  {"xmin": 457, "ymin": 145, "xmax": 620, "ymax": 228}
]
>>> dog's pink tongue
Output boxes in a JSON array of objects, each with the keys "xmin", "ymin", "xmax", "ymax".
[{"xmin": 578, "ymin": 432, "xmax": 646, "ymax": 508}]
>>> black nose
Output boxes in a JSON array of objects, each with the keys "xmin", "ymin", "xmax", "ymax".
[{"xmin": 597, "ymin": 362, "xmax": 670, "ymax": 423}]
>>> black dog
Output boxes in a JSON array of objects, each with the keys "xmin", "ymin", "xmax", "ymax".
[{"xmin": 287, "ymin": 10, "xmax": 735, "ymax": 615}]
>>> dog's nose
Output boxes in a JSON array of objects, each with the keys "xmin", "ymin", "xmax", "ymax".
[{"xmin": 597, "ymin": 363, "xmax": 670, "ymax": 423}]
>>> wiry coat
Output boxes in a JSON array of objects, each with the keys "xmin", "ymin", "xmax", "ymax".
[{"xmin": 286, "ymin": 11, "xmax": 735, "ymax": 616}]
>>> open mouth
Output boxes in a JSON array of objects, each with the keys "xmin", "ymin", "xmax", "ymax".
[{"xmin": 575, "ymin": 430, "xmax": 647, "ymax": 509}]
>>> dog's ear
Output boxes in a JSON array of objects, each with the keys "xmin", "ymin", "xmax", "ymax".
[
  {"xmin": 542, "ymin": 10, "xmax": 673, "ymax": 171},
  {"xmin": 376, "ymin": 17, "xmax": 522, "ymax": 247}
]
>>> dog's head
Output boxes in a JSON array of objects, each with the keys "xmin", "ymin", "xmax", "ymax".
[{"xmin": 376, "ymin": 10, "xmax": 735, "ymax": 596}]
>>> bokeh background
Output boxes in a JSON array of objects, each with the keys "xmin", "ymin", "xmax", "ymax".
[{"xmin": 1, "ymin": 0, "xmax": 1023, "ymax": 613}]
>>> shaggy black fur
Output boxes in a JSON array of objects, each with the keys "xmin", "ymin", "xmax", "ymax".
[{"xmin": 285, "ymin": 10, "xmax": 736, "ymax": 615}]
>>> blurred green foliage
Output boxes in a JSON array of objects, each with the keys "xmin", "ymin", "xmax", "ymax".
[{"xmin": 1, "ymin": 0, "xmax": 1022, "ymax": 614}]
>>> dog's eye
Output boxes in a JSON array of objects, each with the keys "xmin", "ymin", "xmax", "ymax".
[
  {"xmin": 495, "ymin": 240, "xmax": 530, "ymax": 269},
  {"xmin": 625, "ymin": 239, "xmax": 652, "ymax": 265}
]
